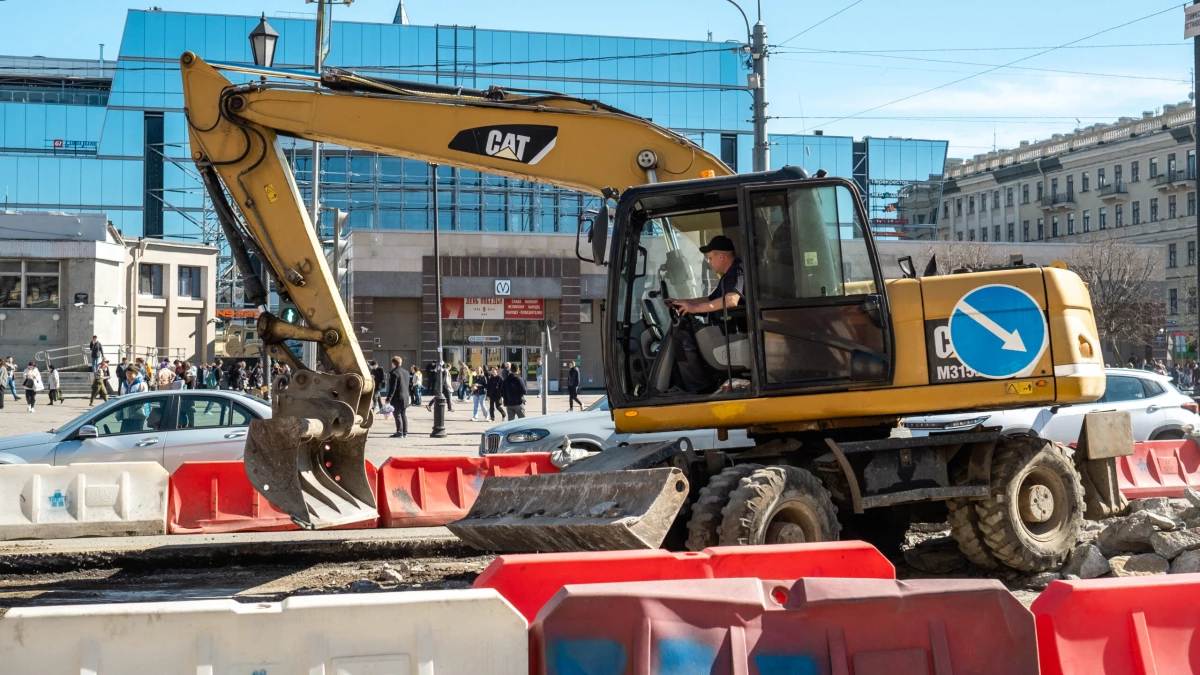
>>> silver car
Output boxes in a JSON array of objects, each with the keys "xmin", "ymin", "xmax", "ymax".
[
  {"xmin": 0, "ymin": 391, "xmax": 272, "ymax": 472},
  {"xmin": 479, "ymin": 395, "xmax": 753, "ymax": 455}
]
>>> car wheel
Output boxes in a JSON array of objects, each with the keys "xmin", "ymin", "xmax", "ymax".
[
  {"xmin": 684, "ymin": 464, "xmax": 762, "ymax": 551},
  {"xmin": 1152, "ymin": 429, "xmax": 1185, "ymax": 441},
  {"xmin": 718, "ymin": 466, "xmax": 839, "ymax": 546},
  {"xmin": 975, "ymin": 436, "xmax": 1083, "ymax": 572}
]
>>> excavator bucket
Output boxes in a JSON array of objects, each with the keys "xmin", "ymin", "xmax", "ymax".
[
  {"xmin": 243, "ymin": 416, "xmax": 378, "ymax": 529},
  {"xmin": 449, "ymin": 468, "xmax": 690, "ymax": 552}
]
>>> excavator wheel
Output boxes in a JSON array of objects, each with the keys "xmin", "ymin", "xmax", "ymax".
[
  {"xmin": 718, "ymin": 466, "xmax": 840, "ymax": 546},
  {"xmin": 684, "ymin": 464, "xmax": 762, "ymax": 552},
  {"xmin": 946, "ymin": 462, "xmax": 998, "ymax": 569},
  {"xmin": 975, "ymin": 437, "xmax": 1083, "ymax": 572}
]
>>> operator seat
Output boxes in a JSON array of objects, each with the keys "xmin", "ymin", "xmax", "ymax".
[{"xmin": 695, "ymin": 325, "xmax": 752, "ymax": 373}]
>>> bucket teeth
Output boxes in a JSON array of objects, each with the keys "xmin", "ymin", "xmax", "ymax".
[{"xmin": 244, "ymin": 417, "xmax": 377, "ymax": 529}]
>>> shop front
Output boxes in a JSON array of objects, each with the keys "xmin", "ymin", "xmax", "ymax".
[{"xmin": 440, "ymin": 297, "xmax": 555, "ymax": 390}]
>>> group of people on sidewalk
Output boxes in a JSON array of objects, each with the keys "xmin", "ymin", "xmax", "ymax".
[{"xmin": 0, "ymin": 356, "xmax": 53, "ymax": 413}]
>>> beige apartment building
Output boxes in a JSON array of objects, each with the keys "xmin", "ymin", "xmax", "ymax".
[{"xmin": 938, "ymin": 101, "xmax": 1196, "ymax": 353}]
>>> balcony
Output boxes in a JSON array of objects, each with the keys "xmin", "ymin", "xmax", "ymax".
[
  {"xmin": 1155, "ymin": 169, "xmax": 1196, "ymax": 192},
  {"xmin": 1039, "ymin": 193, "xmax": 1076, "ymax": 212},
  {"xmin": 1099, "ymin": 181, "xmax": 1129, "ymax": 202}
]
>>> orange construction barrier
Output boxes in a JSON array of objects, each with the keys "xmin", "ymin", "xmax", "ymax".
[
  {"xmin": 474, "ymin": 541, "xmax": 894, "ymax": 622},
  {"xmin": 1032, "ymin": 575, "xmax": 1200, "ymax": 675},
  {"xmin": 531, "ymin": 576, "xmax": 1036, "ymax": 675},
  {"xmin": 168, "ymin": 461, "xmax": 378, "ymax": 534},
  {"xmin": 1117, "ymin": 439, "xmax": 1200, "ymax": 498},
  {"xmin": 377, "ymin": 453, "xmax": 556, "ymax": 528}
]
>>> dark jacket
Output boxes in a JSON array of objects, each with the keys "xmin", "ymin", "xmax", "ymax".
[
  {"xmin": 486, "ymin": 374, "xmax": 505, "ymax": 399},
  {"xmin": 371, "ymin": 365, "xmax": 385, "ymax": 390},
  {"xmin": 89, "ymin": 341, "xmax": 103, "ymax": 359},
  {"xmin": 502, "ymin": 370, "xmax": 527, "ymax": 406},
  {"xmin": 568, "ymin": 368, "xmax": 580, "ymax": 388},
  {"xmin": 386, "ymin": 367, "xmax": 409, "ymax": 407}
]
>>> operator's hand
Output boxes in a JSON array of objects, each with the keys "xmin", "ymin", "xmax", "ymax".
[{"xmin": 669, "ymin": 299, "xmax": 694, "ymax": 316}]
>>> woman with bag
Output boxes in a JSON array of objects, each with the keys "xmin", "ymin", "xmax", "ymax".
[
  {"xmin": 0, "ymin": 359, "xmax": 10, "ymax": 410},
  {"xmin": 46, "ymin": 365, "xmax": 61, "ymax": 405},
  {"xmin": 90, "ymin": 361, "xmax": 111, "ymax": 406},
  {"xmin": 470, "ymin": 366, "xmax": 488, "ymax": 421},
  {"xmin": 22, "ymin": 362, "xmax": 43, "ymax": 413}
]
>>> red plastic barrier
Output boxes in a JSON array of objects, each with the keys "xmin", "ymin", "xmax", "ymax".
[
  {"xmin": 377, "ymin": 453, "xmax": 557, "ymax": 528},
  {"xmin": 168, "ymin": 461, "xmax": 379, "ymax": 534},
  {"xmin": 1032, "ymin": 575, "xmax": 1200, "ymax": 675},
  {"xmin": 531, "ymin": 576, "xmax": 1036, "ymax": 675},
  {"xmin": 1117, "ymin": 439, "xmax": 1200, "ymax": 498},
  {"xmin": 474, "ymin": 541, "xmax": 894, "ymax": 622}
]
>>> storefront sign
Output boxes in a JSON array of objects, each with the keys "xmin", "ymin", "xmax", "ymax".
[
  {"xmin": 442, "ymin": 298, "xmax": 505, "ymax": 319},
  {"xmin": 505, "ymin": 298, "xmax": 544, "ymax": 320},
  {"xmin": 468, "ymin": 335, "xmax": 502, "ymax": 343},
  {"xmin": 216, "ymin": 309, "xmax": 262, "ymax": 319}
]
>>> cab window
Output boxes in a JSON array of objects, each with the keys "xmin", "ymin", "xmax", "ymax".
[
  {"xmin": 1101, "ymin": 376, "xmax": 1146, "ymax": 402},
  {"xmin": 89, "ymin": 399, "xmax": 168, "ymax": 437}
]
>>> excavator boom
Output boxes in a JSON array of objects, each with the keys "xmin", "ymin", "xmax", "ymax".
[{"xmin": 179, "ymin": 53, "xmax": 731, "ymax": 529}]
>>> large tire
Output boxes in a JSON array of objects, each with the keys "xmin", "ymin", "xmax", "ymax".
[
  {"xmin": 718, "ymin": 466, "xmax": 840, "ymax": 546},
  {"xmin": 685, "ymin": 464, "xmax": 762, "ymax": 551},
  {"xmin": 946, "ymin": 462, "xmax": 998, "ymax": 569},
  {"xmin": 975, "ymin": 437, "xmax": 1084, "ymax": 572}
]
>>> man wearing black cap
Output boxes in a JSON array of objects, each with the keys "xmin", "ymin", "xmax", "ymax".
[{"xmin": 667, "ymin": 234, "xmax": 745, "ymax": 391}]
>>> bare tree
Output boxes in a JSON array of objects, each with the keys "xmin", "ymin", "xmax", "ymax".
[
  {"xmin": 916, "ymin": 242, "xmax": 1004, "ymax": 276},
  {"xmin": 1064, "ymin": 240, "xmax": 1163, "ymax": 362}
]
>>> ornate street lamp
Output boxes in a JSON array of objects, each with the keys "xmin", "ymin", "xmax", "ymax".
[{"xmin": 249, "ymin": 13, "xmax": 279, "ymax": 68}]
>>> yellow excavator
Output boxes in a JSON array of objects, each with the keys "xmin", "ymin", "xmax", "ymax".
[{"xmin": 181, "ymin": 53, "xmax": 1121, "ymax": 572}]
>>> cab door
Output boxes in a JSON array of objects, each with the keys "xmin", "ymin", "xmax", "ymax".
[{"xmin": 742, "ymin": 180, "xmax": 892, "ymax": 392}]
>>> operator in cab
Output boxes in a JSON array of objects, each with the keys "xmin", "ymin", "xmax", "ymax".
[{"xmin": 668, "ymin": 235, "xmax": 745, "ymax": 392}]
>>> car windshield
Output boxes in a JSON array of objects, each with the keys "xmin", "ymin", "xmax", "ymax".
[{"xmin": 586, "ymin": 396, "xmax": 610, "ymax": 412}]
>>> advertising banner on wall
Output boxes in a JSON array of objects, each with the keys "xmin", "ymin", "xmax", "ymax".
[
  {"xmin": 443, "ymin": 298, "xmax": 545, "ymax": 320},
  {"xmin": 505, "ymin": 299, "xmax": 544, "ymax": 320}
]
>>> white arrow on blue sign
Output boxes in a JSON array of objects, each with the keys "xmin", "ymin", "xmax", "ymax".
[{"xmin": 948, "ymin": 284, "xmax": 1048, "ymax": 379}]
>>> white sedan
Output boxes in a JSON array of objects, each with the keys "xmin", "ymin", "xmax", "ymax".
[
  {"xmin": 902, "ymin": 368, "xmax": 1200, "ymax": 442},
  {"xmin": 0, "ymin": 390, "xmax": 272, "ymax": 472}
]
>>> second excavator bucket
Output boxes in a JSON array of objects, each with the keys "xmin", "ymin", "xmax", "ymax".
[
  {"xmin": 243, "ymin": 416, "xmax": 378, "ymax": 529},
  {"xmin": 448, "ymin": 467, "xmax": 689, "ymax": 552}
]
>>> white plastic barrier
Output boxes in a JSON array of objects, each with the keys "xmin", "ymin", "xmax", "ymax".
[
  {"xmin": 0, "ymin": 589, "xmax": 528, "ymax": 674},
  {"xmin": 0, "ymin": 462, "xmax": 168, "ymax": 539}
]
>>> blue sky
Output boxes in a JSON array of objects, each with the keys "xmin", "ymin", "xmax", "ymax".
[{"xmin": 1, "ymin": 0, "xmax": 1193, "ymax": 159}]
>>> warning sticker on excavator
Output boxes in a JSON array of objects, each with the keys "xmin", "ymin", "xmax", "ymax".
[
  {"xmin": 804, "ymin": 252, "xmax": 818, "ymax": 267},
  {"xmin": 1006, "ymin": 382, "xmax": 1034, "ymax": 395},
  {"xmin": 264, "ymin": 184, "xmax": 278, "ymax": 203}
]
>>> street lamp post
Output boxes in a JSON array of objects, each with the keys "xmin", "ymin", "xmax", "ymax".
[
  {"xmin": 430, "ymin": 163, "xmax": 447, "ymax": 438},
  {"xmin": 725, "ymin": 0, "xmax": 769, "ymax": 172},
  {"xmin": 248, "ymin": 14, "xmax": 279, "ymax": 69}
]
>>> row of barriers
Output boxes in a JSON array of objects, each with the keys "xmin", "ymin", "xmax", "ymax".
[
  {"xmin": 0, "ymin": 435, "xmax": 1195, "ymax": 540},
  {"xmin": 0, "ymin": 542, "xmax": 1195, "ymax": 673}
]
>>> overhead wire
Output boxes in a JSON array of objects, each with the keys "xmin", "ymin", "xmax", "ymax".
[{"xmin": 777, "ymin": 0, "xmax": 868, "ymax": 47}]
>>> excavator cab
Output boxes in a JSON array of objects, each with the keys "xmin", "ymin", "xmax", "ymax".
[{"xmin": 606, "ymin": 168, "xmax": 893, "ymax": 409}]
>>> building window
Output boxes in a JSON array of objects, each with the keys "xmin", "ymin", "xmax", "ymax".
[
  {"xmin": 1114, "ymin": 164, "xmax": 1122, "ymax": 184},
  {"xmin": 968, "ymin": 229, "xmax": 976, "ymax": 241},
  {"xmin": 1037, "ymin": 218, "xmax": 1045, "ymax": 240},
  {"xmin": 1133, "ymin": 200, "xmax": 1141, "ymax": 224},
  {"xmin": 1022, "ymin": 220, "xmax": 1030, "ymax": 241},
  {"xmin": 943, "ymin": 202, "xmax": 950, "ymax": 219},
  {"xmin": 1168, "ymin": 243, "xmax": 1177, "ymax": 268},
  {"xmin": 1081, "ymin": 172, "xmax": 1090, "ymax": 192},
  {"xmin": 956, "ymin": 198, "xmax": 963, "ymax": 216},
  {"xmin": 1006, "ymin": 187, "xmax": 1014, "ymax": 206},
  {"xmin": 1170, "ymin": 288, "xmax": 1178, "ymax": 315},
  {"xmin": 956, "ymin": 231, "xmax": 963, "ymax": 241},
  {"xmin": 1022, "ymin": 184, "xmax": 1030, "ymax": 204},
  {"xmin": 982, "ymin": 192, "xmax": 989, "ymax": 212},
  {"xmin": 1098, "ymin": 207, "xmax": 1106, "ymax": 230},
  {"xmin": 1067, "ymin": 213, "xmax": 1075, "ymax": 234},
  {"xmin": 981, "ymin": 227, "xmax": 988, "ymax": 242},
  {"xmin": 1190, "ymin": 241, "xmax": 1196, "ymax": 266},
  {"xmin": 1150, "ymin": 157, "xmax": 1159, "ymax": 179},
  {"xmin": 139, "ymin": 263, "xmax": 164, "ymax": 297},
  {"xmin": 1037, "ymin": 181, "xmax": 1044, "ymax": 200},
  {"xmin": 968, "ymin": 196, "xmax": 975, "ymax": 214},
  {"xmin": 1131, "ymin": 160, "xmax": 1140, "ymax": 182},
  {"xmin": 1190, "ymin": 192, "xmax": 1197, "ymax": 217},
  {"xmin": 0, "ymin": 260, "xmax": 60, "ymax": 309},
  {"xmin": 1151, "ymin": 198, "xmax": 1159, "ymax": 222},
  {"xmin": 1169, "ymin": 194, "xmax": 1178, "ymax": 219},
  {"xmin": 1052, "ymin": 216, "xmax": 1060, "ymax": 237},
  {"xmin": 1082, "ymin": 210, "xmax": 1090, "ymax": 232},
  {"xmin": 178, "ymin": 266, "xmax": 201, "ymax": 299},
  {"xmin": 1066, "ymin": 175, "xmax": 1074, "ymax": 199},
  {"xmin": 1051, "ymin": 178, "xmax": 1059, "ymax": 197},
  {"xmin": 719, "ymin": 134, "xmax": 738, "ymax": 172},
  {"xmin": 992, "ymin": 191, "xmax": 1000, "ymax": 210},
  {"xmin": 1116, "ymin": 204, "xmax": 1124, "ymax": 227},
  {"xmin": 1169, "ymin": 152, "xmax": 1178, "ymax": 177},
  {"xmin": 1007, "ymin": 222, "xmax": 1014, "ymax": 242},
  {"xmin": 1097, "ymin": 168, "xmax": 1106, "ymax": 187},
  {"xmin": 580, "ymin": 300, "xmax": 594, "ymax": 323}
]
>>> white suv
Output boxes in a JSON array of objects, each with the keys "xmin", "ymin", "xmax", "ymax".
[{"xmin": 901, "ymin": 368, "xmax": 1200, "ymax": 443}]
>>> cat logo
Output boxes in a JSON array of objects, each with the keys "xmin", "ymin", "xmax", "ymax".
[{"xmin": 448, "ymin": 124, "xmax": 558, "ymax": 165}]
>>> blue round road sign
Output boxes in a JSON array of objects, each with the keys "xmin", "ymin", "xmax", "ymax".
[{"xmin": 948, "ymin": 284, "xmax": 1048, "ymax": 380}]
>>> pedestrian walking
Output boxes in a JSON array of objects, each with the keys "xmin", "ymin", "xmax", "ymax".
[
  {"xmin": 369, "ymin": 360, "xmax": 385, "ymax": 411},
  {"xmin": 409, "ymin": 365, "xmax": 423, "ymax": 406},
  {"xmin": 88, "ymin": 336, "xmax": 104, "ymax": 373},
  {"xmin": 471, "ymin": 366, "xmax": 488, "ymax": 421},
  {"xmin": 456, "ymin": 362, "xmax": 470, "ymax": 402},
  {"xmin": 115, "ymin": 358, "xmax": 129, "ymax": 384},
  {"xmin": 157, "ymin": 362, "xmax": 176, "ymax": 391},
  {"xmin": 427, "ymin": 361, "xmax": 454, "ymax": 412},
  {"xmin": 21, "ymin": 362, "xmax": 43, "ymax": 413},
  {"xmin": 5, "ymin": 356, "xmax": 18, "ymax": 401},
  {"xmin": 386, "ymin": 356, "xmax": 409, "ymax": 438},
  {"xmin": 119, "ymin": 366, "xmax": 148, "ymax": 396},
  {"xmin": 89, "ymin": 360, "xmax": 111, "ymax": 406},
  {"xmin": 486, "ymin": 366, "xmax": 506, "ymax": 422},
  {"xmin": 535, "ymin": 357, "xmax": 544, "ymax": 394},
  {"xmin": 235, "ymin": 361, "xmax": 249, "ymax": 392},
  {"xmin": 567, "ymin": 362, "xmax": 583, "ymax": 411},
  {"xmin": 46, "ymin": 365, "xmax": 61, "ymax": 405},
  {"xmin": 0, "ymin": 359, "xmax": 10, "ymax": 410},
  {"xmin": 502, "ymin": 361, "xmax": 527, "ymax": 420}
]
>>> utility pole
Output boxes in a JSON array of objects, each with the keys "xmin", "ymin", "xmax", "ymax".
[
  {"xmin": 430, "ymin": 164, "xmax": 447, "ymax": 438},
  {"xmin": 751, "ymin": 17, "xmax": 769, "ymax": 172},
  {"xmin": 1189, "ymin": 1, "xmax": 1200, "ymax": 356}
]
